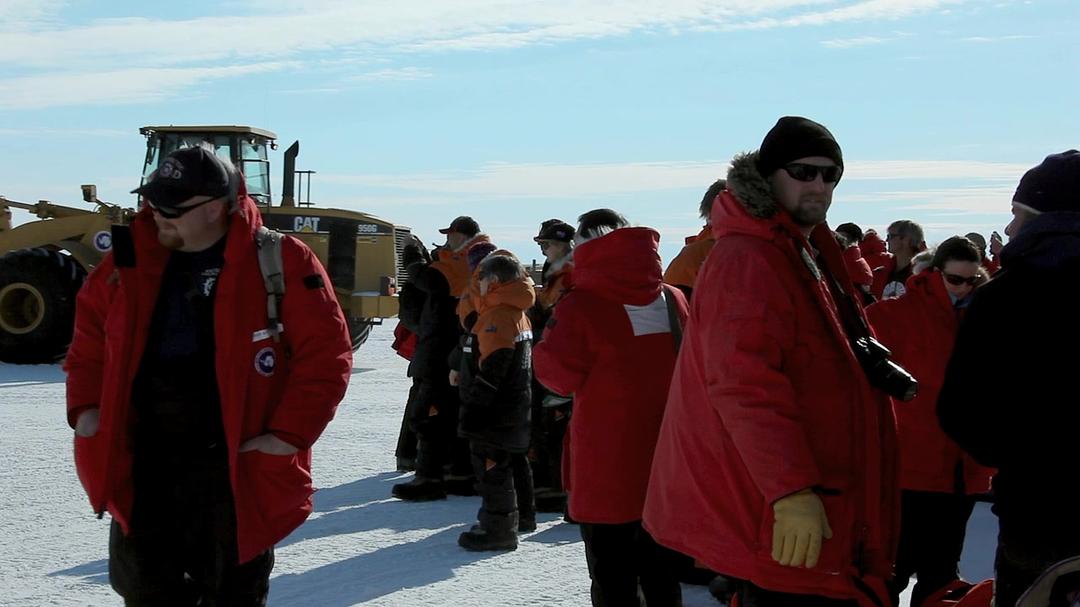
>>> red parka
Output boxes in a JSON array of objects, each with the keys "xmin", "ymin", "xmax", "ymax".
[
  {"xmin": 533, "ymin": 227, "xmax": 687, "ymax": 524},
  {"xmin": 643, "ymin": 152, "xmax": 899, "ymax": 607},
  {"xmin": 65, "ymin": 191, "xmax": 352, "ymax": 564},
  {"xmin": 843, "ymin": 245, "xmax": 874, "ymax": 287},
  {"xmin": 866, "ymin": 271, "xmax": 994, "ymax": 495}
]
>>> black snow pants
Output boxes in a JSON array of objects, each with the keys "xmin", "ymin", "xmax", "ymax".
[
  {"xmin": 579, "ymin": 520, "xmax": 683, "ymax": 607},
  {"xmin": 109, "ymin": 446, "xmax": 273, "ymax": 607}
]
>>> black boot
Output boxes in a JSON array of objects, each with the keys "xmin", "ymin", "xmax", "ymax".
[
  {"xmin": 391, "ymin": 476, "xmax": 447, "ymax": 501},
  {"xmin": 458, "ymin": 527, "xmax": 518, "ymax": 551}
]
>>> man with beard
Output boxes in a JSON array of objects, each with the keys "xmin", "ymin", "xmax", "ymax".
[
  {"xmin": 66, "ymin": 147, "xmax": 352, "ymax": 605},
  {"xmin": 644, "ymin": 117, "xmax": 900, "ymax": 607}
]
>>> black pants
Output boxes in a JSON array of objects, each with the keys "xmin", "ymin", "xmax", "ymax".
[
  {"xmin": 471, "ymin": 445, "xmax": 518, "ymax": 534},
  {"xmin": 394, "ymin": 379, "xmax": 421, "ymax": 462},
  {"xmin": 737, "ymin": 582, "xmax": 858, "ymax": 607},
  {"xmin": 110, "ymin": 450, "xmax": 273, "ymax": 606},
  {"xmin": 511, "ymin": 451, "xmax": 536, "ymax": 522},
  {"xmin": 889, "ymin": 490, "xmax": 976, "ymax": 607},
  {"xmin": 414, "ymin": 381, "xmax": 471, "ymax": 480},
  {"xmin": 579, "ymin": 520, "xmax": 682, "ymax": 607}
]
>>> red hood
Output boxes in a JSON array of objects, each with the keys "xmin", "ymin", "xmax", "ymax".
[
  {"xmin": 572, "ymin": 227, "xmax": 663, "ymax": 306},
  {"xmin": 860, "ymin": 231, "xmax": 887, "ymax": 257},
  {"xmin": 904, "ymin": 268, "xmax": 952, "ymax": 309}
]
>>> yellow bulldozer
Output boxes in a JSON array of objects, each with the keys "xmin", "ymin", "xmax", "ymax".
[{"xmin": 0, "ymin": 125, "xmax": 410, "ymax": 364}]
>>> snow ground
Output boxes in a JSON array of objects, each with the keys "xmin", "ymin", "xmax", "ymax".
[{"xmin": 1, "ymin": 321, "xmax": 994, "ymax": 606}]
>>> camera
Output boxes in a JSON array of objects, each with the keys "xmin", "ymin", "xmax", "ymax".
[{"xmin": 852, "ymin": 336, "xmax": 918, "ymax": 402}]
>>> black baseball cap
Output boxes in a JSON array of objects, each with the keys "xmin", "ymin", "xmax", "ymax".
[
  {"xmin": 438, "ymin": 216, "xmax": 480, "ymax": 237},
  {"xmin": 132, "ymin": 147, "xmax": 231, "ymax": 208},
  {"xmin": 534, "ymin": 219, "xmax": 575, "ymax": 243}
]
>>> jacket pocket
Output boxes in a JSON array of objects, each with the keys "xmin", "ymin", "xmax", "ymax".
[{"xmin": 238, "ymin": 450, "xmax": 313, "ymax": 541}]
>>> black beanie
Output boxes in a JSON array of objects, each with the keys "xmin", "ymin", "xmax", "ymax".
[
  {"xmin": 1013, "ymin": 150, "xmax": 1080, "ymax": 214},
  {"xmin": 757, "ymin": 116, "xmax": 844, "ymax": 178}
]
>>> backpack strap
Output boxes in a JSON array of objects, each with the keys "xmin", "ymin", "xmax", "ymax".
[
  {"xmin": 255, "ymin": 226, "xmax": 285, "ymax": 343},
  {"xmin": 662, "ymin": 284, "xmax": 683, "ymax": 353}
]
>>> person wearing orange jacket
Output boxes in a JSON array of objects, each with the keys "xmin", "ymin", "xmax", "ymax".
[
  {"xmin": 393, "ymin": 216, "xmax": 491, "ymax": 501},
  {"xmin": 534, "ymin": 209, "xmax": 688, "ymax": 607},
  {"xmin": 663, "ymin": 179, "xmax": 726, "ymax": 299},
  {"xmin": 643, "ymin": 117, "xmax": 901, "ymax": 607},
  {"xmin": 527, "ymin": 219, "xmax": 575, "ymax": 514},
  {"xmin": 66, "ymin": 148, "xmax": 352, "ymax": 605},
  {"xmin": 866, "ymin": 236, "xmax": 994, "ymax": 607},
  {"xmin": 450, "ymin": 254, "xmax": 537, "ymax": 551}
]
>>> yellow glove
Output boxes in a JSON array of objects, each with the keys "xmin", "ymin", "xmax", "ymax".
[{"xmin": 771, "ymin": 489, "xmax": 833, "ymax": 568}]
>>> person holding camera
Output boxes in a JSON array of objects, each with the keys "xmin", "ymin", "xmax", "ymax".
[
  {"xmin": 866, "ymin": 236, "xmax": 994, "ymax": 607},
  {"xmin": 643, "ymin": 117, "xmax": 902, "ymax": 607}
]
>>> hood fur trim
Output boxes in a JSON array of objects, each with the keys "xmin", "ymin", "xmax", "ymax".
[{"xmin": 725, "ymin": 152, "xmax": 778, "ymax": 219}]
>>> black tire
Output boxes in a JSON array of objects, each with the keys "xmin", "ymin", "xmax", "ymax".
[
  {"xmin": 0, "ymin": 248, "xmax": 86, "ymax": 364},
  {"xmin": 348, "ymin": 318, "xmax": 374, "ymax": 351}
]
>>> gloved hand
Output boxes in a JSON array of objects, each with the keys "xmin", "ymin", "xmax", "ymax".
[{"xmin": 771, "ymin": 488, "xmax": 832, "ymax": 568}]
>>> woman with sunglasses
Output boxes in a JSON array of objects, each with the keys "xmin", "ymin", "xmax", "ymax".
[{"xmin": 866, "ymin": 235, "xmax": 994, "ymax": 607}]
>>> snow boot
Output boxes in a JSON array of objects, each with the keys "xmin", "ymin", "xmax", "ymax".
[
  {"xmin": 518, "ymin": 515, "xmax": 537, "ymax": 533},
  {"xmin": 391, "ymin": 476, "xmax": 447, "ymax": 501},
  {"xmin": 458, "ymin": 527, "xmax": 518, "ymax": 552},
  {"xmin": 396, "ymin": 456, "xmax": 415, "ymax": 472}
]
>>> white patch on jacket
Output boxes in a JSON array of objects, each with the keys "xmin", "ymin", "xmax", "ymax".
[{"xmin": 623, "ymin": 291, "xmax": 671, "ymax": 337}]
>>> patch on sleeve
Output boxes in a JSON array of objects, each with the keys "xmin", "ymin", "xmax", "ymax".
[{"xmin": 303, "ymin": 274, "xmax": 325, "ymax": 290}]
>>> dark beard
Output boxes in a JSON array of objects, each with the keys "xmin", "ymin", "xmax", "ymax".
[{"xmin": 790, "ymin": 199, "xmax": 829, "ymax": 227}]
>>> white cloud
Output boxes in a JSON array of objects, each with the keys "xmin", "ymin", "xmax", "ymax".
[
  {"xmin": 345, "ymin": 67, "xmax": 434, "ymax": 82},
  {"xmin": 842, "ymin": 185, "xmax": 1016, "ymax": 214},
  {"xmin": 0, "ymin": 1, "xmax": 978, "ymax": 108},
  {"xmin": 961, "ymin": 34, "xmax": 1036, "ymax": 42},
  {"xmin": 0, "ymin": 62, "xmax": 297, "ymax": 110},
  {"xmin": 316, "ymin": 157, "xmax": 1024, "ymax": 201},
  {"xmin": 821, "ymin": 35, "xmax": 891, "ymax": 48}
]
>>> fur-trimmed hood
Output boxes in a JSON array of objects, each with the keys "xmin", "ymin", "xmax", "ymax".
[{"xmin": 724, "ymin": 152, "xmax": 780, "ymax": 219}]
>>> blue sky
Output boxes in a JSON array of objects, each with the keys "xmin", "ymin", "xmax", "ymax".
[{"xmin": 2, "ymin": 0, "xmax": 1077, "ymax": 265}]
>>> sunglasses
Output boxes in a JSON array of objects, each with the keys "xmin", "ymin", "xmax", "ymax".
[
  {"xmin": 783, "ymin": 163, "xmax": 843, "ymax": 184},
  {"xmin": 943, "ymin": 272, "xmax": 979, "ymax": 286},
  {"xmin": 147, "ymin": 196, "xmax": 220, "ymax": 219}
]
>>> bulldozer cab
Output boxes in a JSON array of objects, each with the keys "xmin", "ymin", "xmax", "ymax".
[{"xmin": 140, "ymin": 125, "xmax": 276, "ymax": 205}]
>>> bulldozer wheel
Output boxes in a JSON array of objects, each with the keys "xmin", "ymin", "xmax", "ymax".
[
  {"xmin": 348, "ymin": 318, "xmax": 374, "ymax": 351},
  {"xmin": 0, "ymin": 249, "xmax": 86, "ymax": 365}
]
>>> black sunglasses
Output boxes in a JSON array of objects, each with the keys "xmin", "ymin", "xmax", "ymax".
[
  {"xmin": 783, "ymin": 163, "xmax": 843, "ymax": 184},
  {"xmin": 943, "ymin": 272, "xmax": 979, "ymax": 286},
  {"xmin": 147, "ymin": 196, "xmax": 220, "ymax": 219}
]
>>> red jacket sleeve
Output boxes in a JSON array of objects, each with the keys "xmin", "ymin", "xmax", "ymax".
[
  {"xmin": 533, "ymin": 293, "xmax": 595, "ymax": 397},
  {"xmin": 267, "ymin": 238, "xmax": 353, "ymax": 449},
  {"xmin": 698, "ymin": 246, "xmax": 821, "ymax": 504},
  {"xmin": 64, "ymin": 255, "xmax": 118, "ymax": 428}
]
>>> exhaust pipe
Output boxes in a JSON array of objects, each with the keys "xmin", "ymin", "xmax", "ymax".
[{"xmin": 281, "ymin": 141, "xmax": 299, "ymax": 208}]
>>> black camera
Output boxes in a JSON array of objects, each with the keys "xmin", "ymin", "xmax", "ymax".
[{"xmin": 852, "ymin": 336, "xmax": 918, "ymax": 402}]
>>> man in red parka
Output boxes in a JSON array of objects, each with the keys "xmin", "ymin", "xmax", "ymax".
[
  {"xmin": 66, "ymin": 147, "xmax": 352, "ymax": 606},
  {"xmin": 867, "ymin": 236, "xmax": 993, "ymax": 607},
  {"xmin": 643, "ymin": 117, "xmax": 900, "ymax": 607},
  {"xmin": 534, "ymin": 208, "xmax": 688, "ymax": 607}
]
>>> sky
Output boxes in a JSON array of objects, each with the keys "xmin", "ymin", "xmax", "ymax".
[{"xmin": 1, "ymin": 0, "xmax": 1077, "ymax": 265}]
